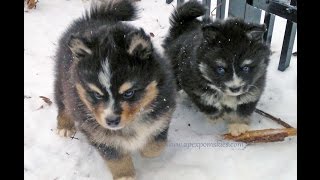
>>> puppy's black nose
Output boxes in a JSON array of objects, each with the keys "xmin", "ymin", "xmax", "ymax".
[
  {"xmin": 229, "ymin": 87, "xmax": 240, "ymax": 93},
  {"xmin": 106, "ymin": 116, "xmax": 120, "ymax": 127}
]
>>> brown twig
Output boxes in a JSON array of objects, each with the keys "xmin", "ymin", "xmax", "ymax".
[
  {"xmin": 223, "ymin": 108, "xmax": 296, "ymax": 143},
  {"xmin": 70, "ymin": 132, "xmax": 79, "ymax": 140},
  {"xmin": 223, "ymin": 128, "xmax": 297, "ymax": 143},
  {"xmin": 211, "ymin": 2, "xmax": 223, "ymax": 16},
  {"xmin": 254, "ymin": 108, "xmax": 292, "ymax": 128}
]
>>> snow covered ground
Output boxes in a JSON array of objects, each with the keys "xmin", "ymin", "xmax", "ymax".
[{"xmin": 24, "ymin": 0, "xmax": 297, "ymax": 179}]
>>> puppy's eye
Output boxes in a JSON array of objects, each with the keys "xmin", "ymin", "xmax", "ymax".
[
  {"xmin": 216, "ymin": 67, "xmax": 225, "ymax": 75},
  {"xmin": 123, "ymin": 90, "xmax": 135, "ymax": 99},
  {"xmin": 93, "ymin": 92, "xmax": 103, "ymax": 100},
  {"xmin": 242, "ymin": 66, "xmax": 250, "ymax": 73}
]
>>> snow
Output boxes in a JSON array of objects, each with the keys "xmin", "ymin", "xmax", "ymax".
[{"xmin": 24, "ymin": 0, "xmax": 297, "ymax": 179}]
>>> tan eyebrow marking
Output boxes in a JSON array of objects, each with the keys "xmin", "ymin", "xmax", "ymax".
[
  {"xmin": 88, "ymin": 83, "xmax": 104, "ymax": 95},
  {"xmin": 119, "ymin": 82, "xmax": 133, "ymax": 94},
  {"xmin": 216, "ymin": 59, "xmax": 227, "ymax": 67},
  {"xmin": 241, "ymin": 59, "xmax": 253, "ymax": 66}
]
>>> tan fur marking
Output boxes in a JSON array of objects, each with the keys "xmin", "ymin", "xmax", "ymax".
[
  {"xmin": 105, "ymin": 154, "xmax": 135, "ymax": 180},
  {"xmin": 127, "ymin": 35, "xmax": 150, "ymax": 55},
  {"xmin": 115, "ymin": 177, "xmax": 135, "ymax": 180},
  {"xmin": 76, "ymin": 83, "xmax": 108, "ymax": 127},
  {"xmin": 228, "ymin": 123, "xmax": 250, "ymax": 136},
  {"xmin": 88, "ymin": 83, "xmax": 104, "ymax": 95},
  {"xmin": 121, "ymin": 102, "xmax": 134, "ymax": 125},
  {"xmin": 93, "ymin": 103, "xmax": 106, "ymax": 127},
  {"xmin": 121, "ymin": 81, "xmax": 158, "ymax": 124},
  {"xmin": 56, "ymin": 128, "xmax": 75, "ymax": 137},
  {"xmin": 69, "ymin": 38, "xmax": 92, "ymax": 55},
  {"xmin": 224, "ymin": 113, "xmax": 250, "ymax": 136},
  {"xmin": 56, "ymin": 111, "xmax": 76, "ymax": 137},
  {"xmin": 119, "ymin": 82, "xmax": 133, "ymax": 94},
  {"xmin": 57, "ymin": 111, "xmax": 74, "ymax": 130},
  {"xmin": 140, "ymin": 140, "xmax": 167, "ymax": 158},
  {"xmin": 76, "ymin": 83, "xmax": 93, "ymax": 111}
]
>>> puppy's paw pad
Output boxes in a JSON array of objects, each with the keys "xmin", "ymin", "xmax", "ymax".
[
  {"xmin": 56, "ymin": 128, "xmax": 76, "ymax": 137},
  {"xmin": 115, "ymin": 176, "xmax": 135, "ymax": 180},
  {"xmin": 228, "ymin": 123, "xmax": 249, "ymax": 136}
]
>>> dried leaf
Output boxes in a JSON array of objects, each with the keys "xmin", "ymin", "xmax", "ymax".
[
  {"xmin": 27, "ymin": 0, "xmax": 38, "ymax": 9},
  {"xmin": 39, "ymin": 96, "xmax": 52, "ymax": 106}
]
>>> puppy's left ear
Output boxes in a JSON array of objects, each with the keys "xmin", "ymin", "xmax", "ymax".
[
  {"xmin": 126, "ymin": 28, "xmax": 153, "ymax": 60},
  {"xmin": 246, "ymin": 24, "xmax": 267, "ymax": 42}
]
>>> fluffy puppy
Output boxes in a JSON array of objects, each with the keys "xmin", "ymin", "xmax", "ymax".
[
  {"xmin": 163, "ymin": 0, "xmax": 271, "ymax": 136},
  {"xmin": 54, "ymin": 0, "xmax": 176, "ymax": 179}
]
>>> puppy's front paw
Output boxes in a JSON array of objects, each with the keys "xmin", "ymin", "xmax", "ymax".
[
  {"xmin": 140, "ymin": 141, "xmax": 166, "ymax": 158},
  {"xmin": 228, "ymin": 123, "xmax": 249, "ymax": 136},
  {"xmin": 56, "ymin": 111, "xmax": 75, "ymax": 137},
  {"xmin": 206, "ymin": 114, "xmax": 223, "ymax": 122},
  {"xmin": 115, "ymin": 176, "xmax": 135, "ymax": 180},
  {"xmin": 56, "ymin": 128, "xmax": 76, "ymax": 137}
]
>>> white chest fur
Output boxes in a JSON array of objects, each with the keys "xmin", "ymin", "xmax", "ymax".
[
  {"xmin": 220, "ymin": 95, "xmax": 238, "ymax": 110},
  {"xmin": 199, "ymin": 88, "xmax": 260, "ymax": 110},
  {"xmin": 81, "ymin": 115, "xmax": 170, "ymax": 152}
]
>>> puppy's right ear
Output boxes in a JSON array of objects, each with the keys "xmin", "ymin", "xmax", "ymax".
[
  {"xmin": 246, "ymin": 24, "xmax": 267, "ymax": 42},
  {"xmin": 126, "ymin": 29, "xmax": 153, "ymax": 60},
  {"xmin": 68, "ymin": 35, "xmax": 92, "ymax": 58},
  {"xmin": 201, "ymin": 24, "xmax": 221, "ymax": 44}
]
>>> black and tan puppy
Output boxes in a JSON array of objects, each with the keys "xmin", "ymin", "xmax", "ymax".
[
  {"xmin": 163, "ymin": 1, "xmax": 271, "ymax": 136},
  {"xmin": 54, "ymin": 0, "xmax": 176, "ymax": 179}
]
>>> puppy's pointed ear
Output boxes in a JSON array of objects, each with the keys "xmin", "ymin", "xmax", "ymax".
[
  {"xmin": 246, "ymin": 24, "xmax": 267, "ymax": 42},
  {"xmin": 201, "ymin": 23, "xmax": 221, "ymax": 43},
  {"xmin": 68, "ymin": 35, "xmax": 92, "ymax": 58},
  {"xmin": 126, "ymin": 28, "xmax": 153, "ymax": 60}
]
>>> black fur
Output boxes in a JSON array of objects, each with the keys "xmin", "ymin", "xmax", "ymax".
[
  {"xmin": 54, "ymin": 0, "xmax": 176, "ymax": 177},
  {"xmin": 154, "ymin": 127, "xmax": 169, "ymax": 141},
  {"xmin": 163, "ymin": 1, "xmax": 271, "ymax": 123},
  {"xmin": 93, "ymin": 143, "xmax": 121, "ymax": 160},
  {"xmin": 85, "ymin": 0, "xmax": 137, "ymax": 22},
  {"xmin": 166, "ymin": 0, "xmax": 206, "ymax": 42}
]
